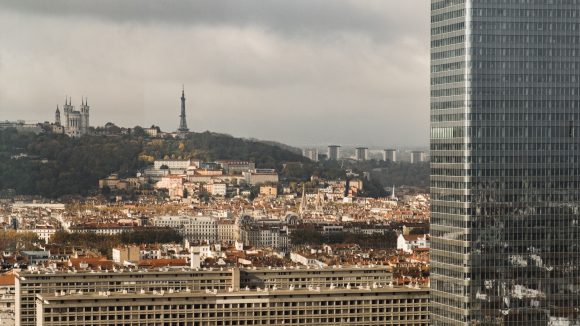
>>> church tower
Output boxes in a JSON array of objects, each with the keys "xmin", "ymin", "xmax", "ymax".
[
  {"xmin": 80, "ymin": 97, "xmax": 90, "ymax": 135},
  {"xmin": 63, "ymin": 97, "xmax": 72, "ymax": 129},
  {"xmin": 178, "ymin": 86, "xmax": 189, "ymax": 133},
  {"xmin": 55, "ymin": 105, "xmax": 61, "ymax": 126}
]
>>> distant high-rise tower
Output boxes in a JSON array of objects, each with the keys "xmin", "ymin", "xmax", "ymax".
[
  {"xmin": 327, "ymin": 145, "xmax": 341, "ymax": 160},
  {"xmin": 384, "ymin": 149, "xmax": 396, "ymax": 162},
  {"xmin": 178, "ymin": 86, "xmax": 189, "ymax": 133},
  {"xmin": 410, "ymin": 151, "xmax": 424, "ymax": 164},
  {"xmin": 430, "ymin": 0, "xmax": 580, "ymax": 324},
  {"xmin": 354, "ymin": 147, "xmax": 368, "ymax": 161},
  {"xmin": 55, "ymin": 105, "xmax": 61, "ymax": 126},
  {"xmin": 303, "ymin": 148, "xmax": 318, "ymax": 162}
]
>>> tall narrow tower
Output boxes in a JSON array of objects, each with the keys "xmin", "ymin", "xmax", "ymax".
[
  {"xmin": 79, "ymin": 97, "xmax": 90, "ymax": 135},
  {"xmin": 55, "ymin": 105, "xmax": 61, "ymax": 126},
  {"xmin": 63, "ymin": 97, "xmax": 72, "ymax": 129},
  {"xmin": 178, "ymin": 86, "xmax": 189, "ymax": 133}
]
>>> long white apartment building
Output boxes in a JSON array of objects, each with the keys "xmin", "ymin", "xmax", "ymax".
[
  {"xmin": 16, "ymin": 265, "xmax": 394, "ymax": 326},
  {"xmin": 15, "ymin": 268, "xmax": 238, "ymax": 326},
  {"xmin": 37, "ymin": 287, "xmax": 429, "ymax": 326}
]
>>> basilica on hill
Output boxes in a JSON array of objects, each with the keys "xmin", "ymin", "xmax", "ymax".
[{"xmin": 54, "ymin": 97, "xmax": 90, "ymax": 137}]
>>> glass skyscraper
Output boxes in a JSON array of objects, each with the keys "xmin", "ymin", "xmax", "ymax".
[{"xmin": 430, "ymin": 0, "xmax": 580, "ymax": 324}]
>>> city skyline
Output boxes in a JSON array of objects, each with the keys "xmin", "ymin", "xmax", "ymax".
[{"xmin": 0, "ymin": 1, "xmax": 429, "ymax": 147}]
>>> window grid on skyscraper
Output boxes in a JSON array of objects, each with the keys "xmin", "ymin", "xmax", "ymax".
[{"xmin": 431, "ymin": 0, "xmax": 580, "ymax": 325}]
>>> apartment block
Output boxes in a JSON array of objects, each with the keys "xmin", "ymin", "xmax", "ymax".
[
  {"xmin": 15, "ymin": 268, "xmax": 238, "ymax": 326},
  {"xmin": 36, "ymin": 287, "xmax": 429, "ymax": 326}
]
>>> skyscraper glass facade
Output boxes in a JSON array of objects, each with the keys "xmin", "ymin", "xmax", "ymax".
[{"xmin": 430, "ymin": 0, "xmax": 580, "ymax": 324}]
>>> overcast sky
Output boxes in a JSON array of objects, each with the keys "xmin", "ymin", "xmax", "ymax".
[{"xmin": 0, "ymin": 1, "xmax": 429, "ymax": 148}]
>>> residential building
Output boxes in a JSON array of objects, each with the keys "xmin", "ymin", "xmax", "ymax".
[
  {"xmin": 183, "ymin": 216, "xmax": 218, "ymax": 243},
  {"xmin": 152, "ymin": 215, "xmax": 219, "ymax": 243},
  {"xmin": 20, "ymin": 251, "xmax": 49, "ymax": 266},
  {"xmin": 327, "ymin": 145, "xmax": 341, "ymax": 160},
  {"xmin": 430, "ymin": 1, "xmax": 580, "ymax": 324},
  {"xmin": 239, "ymin": 226, "xmax": 289, "ymax": 252},
  {"xmin": 355, "ymin": 147, "xmax": 368, "ymax": 161},
  {"xmin": 202, "ymin": 182, "xmax": 227, "ymax": 196},
  {"xmin": 410, "ymin": 151, "xmax": 425, "ymax": 163},
  {"xmin": 217, "ymin": 220, "xmax": 238, "ymax": 244},
  {"xmin": 155, "ymin": 175, "xmax": 185, "ymax": 198},
  {"xmin": 153, "ymin": 159, "xmax": 194, "ymax": 172},
  {"xmin": 217, "ymin": 161, "xmax": 256, "ymax": 174},
  {"xmin": 242, "ymin": 169, "xmax": 279, "ymax": 185},
  {"xmin": 36, "ymin": 287, "xmax": 430, "ymax": 326},
  {"xmin": 396, "ymin": 234, "xmax": 430, "ymax": 253},
  {"xmin": 240, "ymin": 265, "xmax": 393, "ymax": 290},
  {"xmin": 20, "ymin": 226, "xmax": 56, "ymax": 244},
  {"xmin": 0, "ymin": 273, "xmax": 15, "ymax": 326},
  {"xmin": 112, "ymin": 245, "xmax": 141, "ymax": 265},
  {"xmin": 15, "ymin": 268, "xmax": 238, "ymax": 326},
  {"xmin": 384, "ymin": 149, "xmax": 396, "ymax": 162},
  {"xmin": 302, "ymin": 148, "xmax": 319, "ymax": 161},
  {"xmin": 259, "ymin": 186, "xmax": 277, "ymax": 197}
]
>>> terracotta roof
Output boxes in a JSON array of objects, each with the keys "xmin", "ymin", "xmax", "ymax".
[
  {"xmin": 138, "ymin": 259, "xmax": 187, "ymax": 268},
  {"xmin": 0, "ymin": 273, "xmax": 15, "ymax": 286}
]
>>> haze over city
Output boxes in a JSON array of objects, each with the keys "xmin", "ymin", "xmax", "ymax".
[{"xmin": 0, "ymin": 1, "xmax": 429, "ymax": 147}]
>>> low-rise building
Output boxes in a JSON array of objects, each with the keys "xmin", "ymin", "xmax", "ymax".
[
  {"xmin": 36, "ymin": 287, "xmax": 430, "ymax": 326},
  {"xmin": 112, "ymin": 245, "xmax": 141, "ymax": 265},
  {"xmin": 397, "ymin": 234, "xmax": 430, "ymax": 253},
  {"xmin": 15, "ymin": 268, "xmax": 238, "ymax": 326},
  {"xmin": 243, "ymin": 169, "xmax": 279, "ymax": 185},
  {"xmin": 217, "ymin": 161, "xmax": 256, "ymax": 174},
  {"xmin": 0, "ymin": 273, "xmax": 15, "ymax": 326},
  {"xmin": 202, "ymin": 183, "xmax": 227, "ymax": 196},
  {"xmin": 259, "ymin": 186, "xmax": 278, "ymax": 197}
]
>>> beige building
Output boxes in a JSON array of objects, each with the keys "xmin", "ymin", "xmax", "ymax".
[
  {"xmin": 259, "ymin": 185, "xmax": 278, "ymax": 197},
  {"xmin": 15, "ymin": 268, "xmax": 238, "ymax": 326},
  {"xmin": 36, "ymin": 287, "xmax": 429, "ymax": 326},
  {"xmin": 0, "ymin": 273, "xmax": 15, "ymax": 326},
  {"xmin": 243, "ymin": 169, "xmax": 279, "ymax": 185},
  {"xmin": 16, "ymin": 266, "xmax": 400, "ymax": 326},
  {"xmin": 112, "ymin": 245, "xmax": 141, "ymax": 265},
  {"xmin": 217, "ymin": 219, "xmax": 239, "ymax": 244},
  {"xmin": 240, "ymin": 265, "xmax": 393, "ymax": 290}
]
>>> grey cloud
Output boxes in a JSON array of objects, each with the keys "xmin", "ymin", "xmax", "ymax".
[
  {"xmin": 0, "ymin": 1, "xmax": 430, "ymax": 147},
  {"xmin": 0, "ymin": 0, "xmax": 422, "ymax": 42}
]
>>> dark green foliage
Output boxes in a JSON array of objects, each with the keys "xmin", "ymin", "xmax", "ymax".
[
  {"xmin": 172, "ymin": 132, "xmax": 308, "ymax": 169},
  {"xmin": 290, "ymin": 227, "xmax": 398, "ymax": 249},
  {"xmin": 51, "ymin": 228, "xmax": 182, "ymax": 257},
  {"xmin": 377, "ymin": 161, "xmax": 430, "ymax": 189},
  {"xmin": 0, "ymin": 129, "xmax": 143, "ymax": 197},
  {"xmin": 0, "ymin": 129, "xmax": 308, "ymax": 198},
  {"xmin": 359, "ymin": 178, "xmax": 388, "ymax": 198},
  {"xmin": 343, "ymin": 159, "xmax": 429, "ymax": 190},
  {"xmin": 118, "ymin": 228, "xmax": 183, "ymax": 244}
]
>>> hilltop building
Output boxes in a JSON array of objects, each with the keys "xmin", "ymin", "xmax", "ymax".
[{"xmin": 55, "ymin": 97, "xmax": 90, "ymax": 137}]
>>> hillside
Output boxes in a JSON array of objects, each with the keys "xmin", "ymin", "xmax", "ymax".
[{"xmin": 0, "ymin": 129, "xmax": 308, "ymax": 198}]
